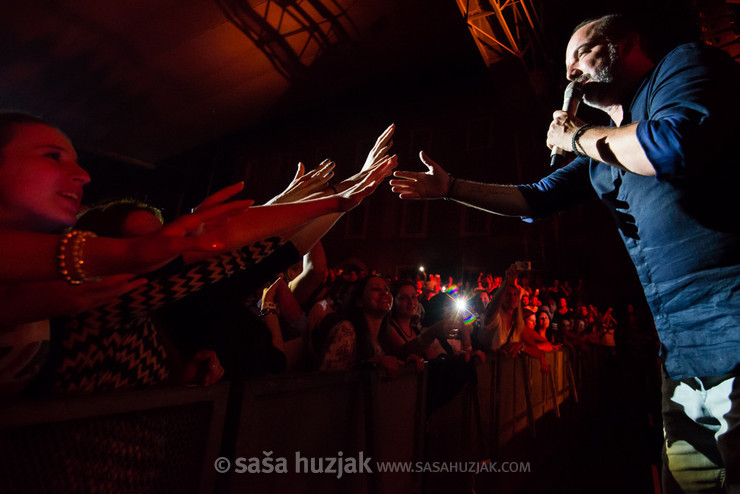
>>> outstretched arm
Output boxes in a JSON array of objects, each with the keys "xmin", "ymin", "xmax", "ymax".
[
  {"xmin": 390, "ymin": 151, "xmax": 532, "ymax": 216},
  {"xmin": 0, "ymin": 197, "xmax": 253, "ymax": 283}
]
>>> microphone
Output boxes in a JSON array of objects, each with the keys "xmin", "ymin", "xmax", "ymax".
[{"xmin": 550, "ymin": 81, "xmax": 584, "ymax": 168}]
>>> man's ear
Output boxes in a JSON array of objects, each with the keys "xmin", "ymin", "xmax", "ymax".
[{"xmin": 620, "ymin": 32, "xmax": 641, "ymax": 57}]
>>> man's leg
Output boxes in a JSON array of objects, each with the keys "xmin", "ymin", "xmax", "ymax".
[
  {"xmin": 662, "ymin": 376, "xmax": 725, "ymax": 493},
  {"xmin": 710, "ymin": 374, "xmax": 739, "ymax": 493}
]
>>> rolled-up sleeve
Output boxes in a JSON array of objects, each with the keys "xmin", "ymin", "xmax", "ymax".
[
  {"xmin": 516, "ymin": 158, "xmax": 595, "ymax": 219},
  {"xmin": 634, "ymin": 44, "xmax": 739, "ymax": 180}
]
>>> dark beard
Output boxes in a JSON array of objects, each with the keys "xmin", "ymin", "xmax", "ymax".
[{"xmin": 582, "ymin": 42, "xmax": 619, "ymax": 108}]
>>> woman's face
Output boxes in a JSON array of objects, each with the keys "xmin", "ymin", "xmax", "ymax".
[
  {"xmin": 360, "ymin": 277, "xmax": 393, "ymax": 316},
  {"xmin": 537, "ymin": 312, "xmax": 550, "ymax": 330},
  {"xmin": 393, "ymin": 284, "xmax": 418, "ymax": 319},
  {"xmin": 0, "ymin": 123, "xmax": 90, "ymax": 232},
  {"xmin": 525, "ymin": 314, "xmax": 537, "ymax": 330}
]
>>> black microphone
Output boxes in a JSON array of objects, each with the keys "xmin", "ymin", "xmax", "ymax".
[{"xmin": 550, "ymin": 81, "xmax": 584, "ymax": 168}]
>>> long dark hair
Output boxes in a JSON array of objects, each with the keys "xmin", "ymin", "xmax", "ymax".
[{"xmin": 345, "ymin": 275, "xmax": 391, "ymax": 362}]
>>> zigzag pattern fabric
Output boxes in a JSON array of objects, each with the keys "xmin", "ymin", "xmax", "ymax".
[{"xmin": 54, "ymin": 237, "xmax": 282, "ymax": 393}]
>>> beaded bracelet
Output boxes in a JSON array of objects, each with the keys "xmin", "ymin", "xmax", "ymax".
[
  {"xmin": 57, "ymin": 229, "xmax": 98, "ymax": 284},
  {"xmin": 571, "ymin": 124, "xmax": 593, "ymax": 158}
]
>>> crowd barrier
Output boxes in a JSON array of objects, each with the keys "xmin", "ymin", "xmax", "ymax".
[{"xmin": 0, "ymin": 347, "xmax": 615, "ymax": 493}]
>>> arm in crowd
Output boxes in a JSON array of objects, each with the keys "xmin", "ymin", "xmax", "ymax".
[
  {"xmin": 0, "ymin": 276, "xmax": 147, "ymax": 329},
  {"xmin": 289, "ymin": 241, "xmax": 328, "ymax": 308},
  {"xmin": 0, "ymin": 152, "xmax": 394, "ymax": 284}
]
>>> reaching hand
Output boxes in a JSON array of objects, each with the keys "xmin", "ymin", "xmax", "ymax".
[
  {"xmin": 268, "ymin": 160, "xmax": 335, "ymax": 204},
  {"xmin": 362, "ymin": 124, "xmax": 395, "ymax": 172},
  {"xmin": 125, "ymin": 198, "xmax": 254, "ymax": 273},
  {"xmin": 335, "ymin": 156, "xmax": 397, "ymax": 212},
  {"xmin": 390, "ymin": 151, "xmax": 451, "ymax": 199}
]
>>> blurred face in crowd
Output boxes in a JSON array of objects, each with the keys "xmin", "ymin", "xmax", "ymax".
[
  {"xmin": 479, "ymin": 291, "xmax": 490, "ymax": 307},
  {"xmin": 521, "ymin": 294, "xmax": 530, "ymax": 306},
  {"xmin": 525, "ymin": 313, "xmax": 537, "ymax": 331},
  {"xmin": 393, "ymin": 284, "xmax": 418, "ymax": 319},
  {"xmin": 360, "ymin": 276, "xmax": 393, "ymax": 317},
  {"xmin": 502, "ymin": 285, "xmax": 520, "ymax": 311},
  {"xmin": 537, "ymin": 312, "xmax": 550, "ymax": 331},
  {"xmin": 559, "ymin": 298, "xmax": 568, "ymax": 310},
  {"xmin": 561, "ymin": 319, "xmax": 573, "ymax": 332},
  {"xmin": 0, "ymin": 123, "xmax": 90, "ymax": 232}
]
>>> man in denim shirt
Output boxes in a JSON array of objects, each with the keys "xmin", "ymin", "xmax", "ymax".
[{"xmin": 391, "ymin": 13, "xmax": 739, "ymax": 492}]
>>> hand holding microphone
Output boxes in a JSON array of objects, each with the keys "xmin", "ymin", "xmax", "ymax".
[{"xmin": 549, "ymin": 81, "xmax": 584, "ymax": 168}]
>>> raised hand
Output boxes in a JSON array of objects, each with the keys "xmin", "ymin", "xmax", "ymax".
[
  {"xmin": 390, "ymin": 151, "xmax": 451, "ymax": 199},
  {"xmin": 362, "ymin": 124, "xmax": 395, "ymax": 172},
  {"xmin": 335, "ymin": 155, "xmax": 397, "ymax": 212},
  {"xmin": 268, "ymin": 160, "xmax": 335, "ymax": 205}
]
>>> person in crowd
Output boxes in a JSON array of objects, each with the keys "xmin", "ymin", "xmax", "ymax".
[
  {"xmin": 391, "ymin": 13, "xmax": 740, "ymax": 489},
  {"xmin": 519, "ymin": 309, "xmax": 555, "ymax": 373},
  {"xmin": 536, "ymin": 308, "xmax": 558, "ymax": 344},
  {"xmin": 0, "ymin": 112, "xmax": 395, "ymax": 394},
  {"xmin": 386, "ymin": 280, "xmax": 447, "ymax": 362},
  {"xmin": 475, "ymin": 263, "xmax": 524, "ymax": 354},
  {"xmin": 317, "ymin": 275, "xmax": 404, "ymax": 374},
  {"xmin": 552, "ymin": 296, "xmax": 574, "ymax": 330},
  {"xmin": 521, "ymin": 293, "xmax": 536, "ymax": 313}
]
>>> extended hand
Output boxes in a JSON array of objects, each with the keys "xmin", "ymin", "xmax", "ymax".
[
  {"xmin": 362, "ymin": 124, "xmax": 395, "ymax": 172},
  {"xmin": 126, "ymin": 198, "xmax": 254, "ymax": 272},
  {"xmin": 390, "ymin": 151, "xmax": 450, "ymax": 199},
  {"xmin": 268, "ymin": 160, "xmax": 335, "ymax": 204},
  {"xmin": 336, "ymin": 156, "xmax": 397, "ymax": 211}
]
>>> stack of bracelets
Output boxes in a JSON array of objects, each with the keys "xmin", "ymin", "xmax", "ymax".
[{"xmin": 57, "ymin": 229, "xmax": 99, "ymax": 285}]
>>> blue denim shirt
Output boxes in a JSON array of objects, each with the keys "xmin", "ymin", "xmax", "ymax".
[{"xmin": 518, "ymin": 43, "xmax": 740, "ymax": 379}]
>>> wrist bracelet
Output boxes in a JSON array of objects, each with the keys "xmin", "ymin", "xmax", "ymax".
[
  {"xmin": 571, "ymin": 124, "xmax": 593, "ymax": 158},
  {"xmin": 259, "ymin": 307, "xmax": 279, "ymax": 318},
  {"xmin": 444, "ymin": 175, "xmax": 457, "ymax": 201},
  {"xmin": 57, "ymin": 229, "xmax": 98, "ymax": 284}
]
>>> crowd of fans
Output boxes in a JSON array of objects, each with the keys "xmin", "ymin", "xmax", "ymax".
[{"xmin": 0, "ymin": 112, "xmax": 645, "ymax": 414}]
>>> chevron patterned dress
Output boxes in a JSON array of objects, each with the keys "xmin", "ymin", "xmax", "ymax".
[{"xmin": 52, "ymin": 238, "xmax": 281, "ymax": 393}]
